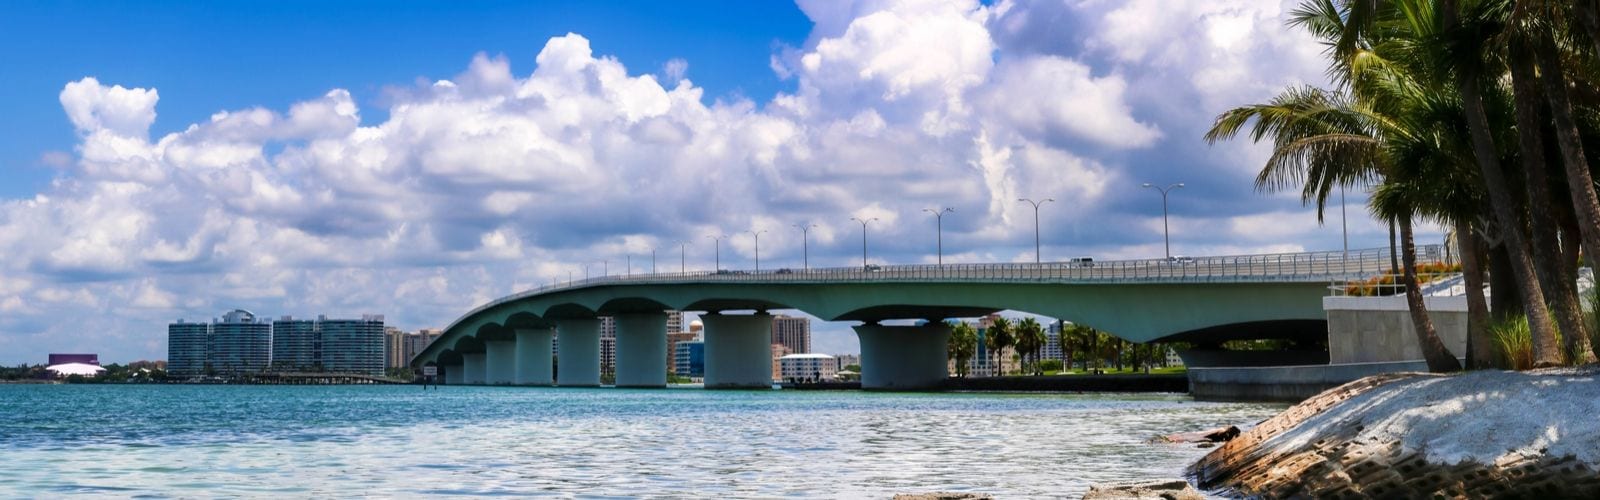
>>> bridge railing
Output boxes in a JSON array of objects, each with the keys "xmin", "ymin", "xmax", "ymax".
[{"xmin": 461, "ymin": 245, "xmax": 1437, "ymax": 322}]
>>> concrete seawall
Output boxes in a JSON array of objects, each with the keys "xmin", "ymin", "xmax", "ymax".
[{"xmin": 1188, "ymin": 361, "xmax": 1431, "ymax": 401}]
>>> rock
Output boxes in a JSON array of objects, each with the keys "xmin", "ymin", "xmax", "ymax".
[
  {"xmin": 1195, "ymin": 442, "xmax": 1215, "ymax": 448},
  {"xmin": 1081, "ymin": 479, "xmax": 1203, "ymax": 500},
  {"xmin": 892, "ymin": 493, "xmax": 992, "ymax": 500},
  {"xmin": 1189, "ymin": 367, "xmax": 1600, "ymax": 498},
  {"xmin": 1157, "ymin": 425, "xmax": 1240, "ymax": 443}
]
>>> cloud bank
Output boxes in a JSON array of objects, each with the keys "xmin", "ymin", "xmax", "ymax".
[{"xmin": 0, "ymin": 0, "xmax": 1396, "ymax": 362}]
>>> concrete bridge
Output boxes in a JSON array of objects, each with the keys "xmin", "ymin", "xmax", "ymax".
[{"xmin": 412, "ymin": 245, "xmax": 1435, "ymax": 390}]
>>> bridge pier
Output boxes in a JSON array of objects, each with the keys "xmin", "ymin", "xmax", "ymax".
[
  {"xmin": 555, "ymin": 318, "xmax": 601, "ymax": 387},
  {"xmin": 515, "ymin": 327, "xmax": 554, "ymax": 385},
  {"xmin": 855, "ymin": 323, "xmax": 951, "ymax": 390},
  {"xmin": 444, "ymin": 360, "xmax": 464, "ymax": 384},
  {"xmin": 703, "ymin": 312, "xmax": 774, "ymax": 389},
  {"xmin": 614, "ymin": 313, "xmax": 668, "ymax": 388},
  {"xmin": 485, "ymin": 340, "xmax": 516, "ymax": 385},
  {"xmin": 462, "ymin": 353, "xmax": 487, "ymax": 385}
]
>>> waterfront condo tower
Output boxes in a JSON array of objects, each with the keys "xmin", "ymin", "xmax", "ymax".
[{"xmin": 167, "ymin": 309, "xmax": 271, "ymax": 378}]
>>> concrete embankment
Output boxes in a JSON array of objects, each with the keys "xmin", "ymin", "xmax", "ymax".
[{"xmin": 1189, "ymin": 366, "xmax": 1600, "ymax": 497}]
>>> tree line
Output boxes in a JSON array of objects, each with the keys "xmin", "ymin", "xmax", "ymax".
[{"xmin": 1207, "ymin": 0, "xmax": 1600, "ymax": 371}]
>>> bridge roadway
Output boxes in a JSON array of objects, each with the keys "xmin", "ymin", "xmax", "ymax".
[{"xmin": 413, "ymin": 245, "xmax": 1436, "ymax": 390}]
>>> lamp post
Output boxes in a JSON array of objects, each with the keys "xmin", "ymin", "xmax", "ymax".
[
  {"xmin": 652, "ymin": 248, "xmax": 657, "ymax": 274},
  {"xmin": 1141, "ymin": 182, "xmax": 1185, "ymax": 259},
  {"xmin": 850, "ymin": 217, "xmax": 878, "ymax": 270},
  {"xmin": 748, "ymin": 229, "xmax": 768, "ymax": 272},
  {"xmin": 923, "ymin": 207, "xmax": 954, "ymax": 266},
  {"xmin": 1017, "ymin": 198, "xmax": 1053, "ymax": 264},
  {"xmin": 626, "ymin": 255, "xmax": 631, "ymax": 277},
  {"xmin": 706, "ymin": 234, "xmax": 725, "ymax": 271},
  {"xmin": 793, "ymin": 223, "xmax": 817, "ymax": 270},
  {"xmin": 679, "ymin": 241, "xmax": 688, "ymax": 274}
]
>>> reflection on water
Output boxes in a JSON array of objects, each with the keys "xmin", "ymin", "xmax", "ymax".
[{"xmin": 0, "ymin": 385, "xmax": 1281, "ymax": 497}]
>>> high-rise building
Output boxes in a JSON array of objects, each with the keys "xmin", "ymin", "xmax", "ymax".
[
  {"xmin": 271, "ymin": 314, "xmax": 386, "ymax": 375},
  {"xmin": 771, "ymin": 314, "xmax": 810, "ymax": 354},
  {"xmin": 665, "ymin": 310, "xmax": 683, "ymax": 336},
  {"xmin": 600, "ymin": 336, "xmax": 616, "ymax": 377},
  {"xmin": 209, "ymin": 309, "xmax": 272, "ymax": 376},
  {"xmin": 402, "ymin": 329, "xmax": 443, "ymax": 367},
  {"xmin": 599, "ymin": 316, "xmax": 615, "ymax": 375},
  {"xmin": 771, "ymin": 343, "xmax": 791, "ymax": 381},
  {"xmin": 271, "ymin": 317, "xmax": 318, "ymax": 371},
  {"xmin": 167, "ymin": 320, "xmax": 209, "ymax": 378},
  {"xmin": 836, "ymin": 354, "xmax": 861, "ymax": 369},
  {"xmin": 1043, "ymin": 320, "xmax": 1064, "ymax": 363},
  {"xmin": 168, "ymin": 309, "xmax": 272, "ymax": 378},
  {"xmin": 384, "ymin": 327, "xmax": 406, "ymax": 369},
  {"xmin": 320, "ymin": 315, "xmax": 386, "ymax": 376}
]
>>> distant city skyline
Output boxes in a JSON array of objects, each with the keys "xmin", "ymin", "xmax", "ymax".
[{"xmin": 0, "ymin": 1, "xmax": 1447, "ymax": 364}]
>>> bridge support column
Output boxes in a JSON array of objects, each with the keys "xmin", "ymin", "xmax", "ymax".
[
  {"xmin": 855, "ymin": 323, "xmax": 951, "ymax": 390},
  {"xmin": 485, "ymin": 340, "xmax": 515, "ymax": 385},
  {"xmin": 703, "ymin": 312, "xmax": 774, "ymax": 389},
  {"xmin": 462, "ymin": 353, "xmax": 486, "ymax": 385},
  {"xmin": 514, "ymin": 327, "xmax": 554, "ymax": 386},
  {"xmin": 615, "ymin": 313, "xmax": 668, "ymax": 388},
  {"xmin": 444, "ymin": 362, "xmax": 463, "ymax": 385},
  {"xmin": 555, "ymin": 318, "xmax": 601, "ymax": 387}
]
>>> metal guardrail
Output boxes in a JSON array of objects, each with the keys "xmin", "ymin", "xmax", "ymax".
[{"xmin": 441, "ymin": 245, "xmax": 1441, "ymax": 335}]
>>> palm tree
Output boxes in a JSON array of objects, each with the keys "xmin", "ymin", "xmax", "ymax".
[
  {"xmin": 1015, "ymin": 317, "xmax": 1047, "ymax": 375},
  {"xmin": 985, "ymin": 317, "xmax": 1014, "ymax": 377},
  {"xmin": 1206, "ymin": 83, "xmax": 1462, "ymax": 372},
  {"xmin": 947, "ymin": 321, "xmax": 978, "ymax": 378}
]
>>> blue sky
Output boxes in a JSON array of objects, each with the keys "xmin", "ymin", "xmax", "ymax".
[
  {"xmin": 0, "ymin": 0, "xmax": 1437, "ymax": 364},
  {"xmin": 0, "ymin": 1, "xmax": 811, "ymax": 199}
]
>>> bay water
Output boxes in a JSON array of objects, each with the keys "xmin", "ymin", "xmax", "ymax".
[{"xmin": 0, "ymin": 385, "xmax": 1280, "ymax": 497}]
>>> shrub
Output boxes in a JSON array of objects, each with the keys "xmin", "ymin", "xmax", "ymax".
[{"xmin": 1490, "ymin": 315, "xmax": 1532, "ymax": 370}]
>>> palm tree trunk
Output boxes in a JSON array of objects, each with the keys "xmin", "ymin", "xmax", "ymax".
[
  {"xmin": 1459, "ymin": 222, "xmax": 1497, "ymax": 368},
  {"xmin": 1400, "ymin": 215, "xmax": 1462, "ymax": 372},
  {"xmin": 1389, "ymin": 218, "xmax": 1401, "ymax": 273},
  {"xmin": 1511, "ymin": 33, "xmax": 1595, "ymax": 363},
  {"xmin": 1452, "ymin": 44, "xmax": 1564, "ymax": 367},
  {"xmin": 1489, "ymin": 244, "xmax": 1523, "ymax": 322}
]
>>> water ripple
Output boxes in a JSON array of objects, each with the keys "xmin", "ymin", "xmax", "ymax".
[{"xmin": 0, "ymin": 385, "xmax": 1281, "ymax": 497}]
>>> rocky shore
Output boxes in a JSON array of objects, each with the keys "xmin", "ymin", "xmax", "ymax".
[{"xmin": 1189, "ymin": 366, "xmax": 1600, "ymax": 497}]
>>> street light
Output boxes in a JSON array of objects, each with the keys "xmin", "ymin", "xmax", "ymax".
[
  {"xmin": 679, "ymin": 241, "xmax": 689, "ymax": 275},
  {"xmin": 793, "ymin": 223, "xmax": 818, "ymax": 270},
  {"xmin": 923, "ymin": 207, "xmax": 954, "ymax": 266},
  {"xmin": 1017, "ymin": 198, "xmax": 1053, "ymax": 264},
  {"xmin": 1141, "ymin": 182, "xmax": 1185, "ymax": 259},
  {"xmin": 850, "ymin": 217, "xmax": 878, "ymax": 270},
  {"xmin": 706, "ymin": 234, "xmax": 725, "ymax": 271},
  {"xmin": 748, "ymin": 229, "xmax": 768, "ymax": 272}
]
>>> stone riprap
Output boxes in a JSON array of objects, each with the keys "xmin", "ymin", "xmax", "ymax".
[{"xmin": 1190, "ymin": 367, "xmax": 1600, "ymax": 498}]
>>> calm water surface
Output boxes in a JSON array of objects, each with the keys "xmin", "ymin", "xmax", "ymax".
[{"xmin": 0, "ymin": 385, "xmax": 1281, "ymax": 497}]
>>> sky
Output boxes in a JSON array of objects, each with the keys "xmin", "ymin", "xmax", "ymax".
[{"xmin": 0, "ymin": 0, "xmax": 1443, "ymax": 364}]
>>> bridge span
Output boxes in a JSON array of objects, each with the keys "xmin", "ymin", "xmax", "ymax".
[{"xmin": 413, "ymin": 245, "xmax": 1434, "ymax": 390}]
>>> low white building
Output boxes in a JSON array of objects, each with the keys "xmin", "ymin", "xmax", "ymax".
[
  {"xmin": 46, "ymin": 362, "xmax": 105, "ymax": 378},
  {"xmin": 779, "ymin": 353, "xmax": 838, "ymax": 383}
]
